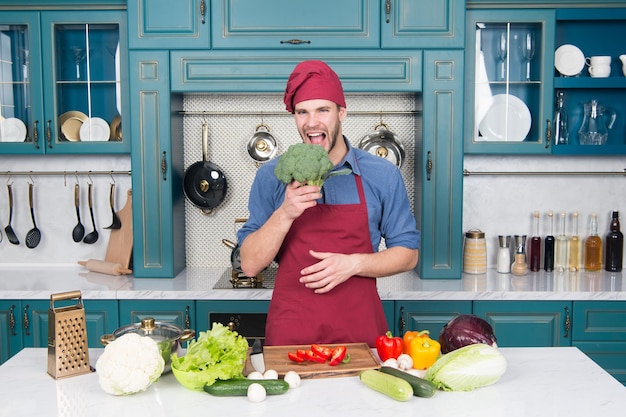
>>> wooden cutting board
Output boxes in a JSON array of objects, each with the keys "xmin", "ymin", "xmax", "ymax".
[
  {"xmin": 104, "ymin": 189, "xmax": 133, "ymax": 269},
  {"xmin": 243, "ymin": 343, "xmax": 380, "ymax": 379}
]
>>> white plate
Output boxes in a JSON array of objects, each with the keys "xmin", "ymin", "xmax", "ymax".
[
  {"xmin": 0, "ymin": 117, "xmax": 27, "ymax": 142},
  {"xmin": 79, "ymin": 117, "xmax": 110, "ymax": 141},
  {"xmin": 478, "ymin": 94, "xmax": 532, "ymax": 142},
  {"xmin": 555, "ymin": 44, "xmax": 585, "ymax": 76}
]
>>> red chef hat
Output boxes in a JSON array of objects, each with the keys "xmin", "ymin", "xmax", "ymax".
[{"xmin": 283, "ymin": 60, "xmax": 346, "ymax": 113}]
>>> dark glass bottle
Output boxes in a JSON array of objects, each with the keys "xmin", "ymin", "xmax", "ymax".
[
  {"xmin": 544, "ymin": 211, "xmax": 555, "ymax": 272},
  {"xmin": 605, "ymin": 211, "xmax": 624, "ymax": 272},
  {"xmin": 529, "ymin": 211, "xmax": 541, "ymax": 271}
]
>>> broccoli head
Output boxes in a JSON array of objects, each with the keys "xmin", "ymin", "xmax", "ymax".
[{"xmin": 274, "ymin": 143, "xmax": 334, "ymax": 186}]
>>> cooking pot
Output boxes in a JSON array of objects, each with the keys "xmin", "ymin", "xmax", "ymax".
[
  {"xmin": 358, "ymin": 122, "xmax": 405, "ymax": 168},
  {"xmin": 222, "ymin": 238, "xmax": 242, "ymax": 273},
  {"xmin": 100, "ymin": 317, "xmax": 196, "ymax": 373},
  {"xmin": 183, "ymin": 123, "xmax": 228, "ymax": 214},
  {"xmin": 247, "ymin": 123, "xmax": 278, "ymax": 164}
]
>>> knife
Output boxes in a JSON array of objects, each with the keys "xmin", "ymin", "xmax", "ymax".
[{"xmin": 250, "ymin": 338, "xmax": 265, "ymax": 373}]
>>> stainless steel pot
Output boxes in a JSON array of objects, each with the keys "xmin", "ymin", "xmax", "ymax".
[
  {"xmin": 247, "ymin": 123, "xmax": 278, "ymax": 164},
  {"xmin": 358, "ymin": 122, "xmax": 405, "ymax": 168},
  {"xmin": 100, "ymin": 317, "xmax": 196, "ymax": 372}
]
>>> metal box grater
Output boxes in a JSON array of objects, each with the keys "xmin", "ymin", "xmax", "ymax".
[{"xmin": 47, "ymin": 290, "xmax": 92, "ymax": 379}]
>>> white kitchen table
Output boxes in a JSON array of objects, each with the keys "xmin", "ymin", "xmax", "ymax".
[{"xmin": 1, "ymin": 347, "xmax": 624, "ymax": 417}]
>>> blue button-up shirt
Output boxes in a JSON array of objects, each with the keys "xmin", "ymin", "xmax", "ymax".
[{"xmin": 237, "ymin": 138, "xmax": 420, "ymax": 252}]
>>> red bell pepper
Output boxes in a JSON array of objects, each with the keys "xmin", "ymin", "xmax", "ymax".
[
  {"xmin": 287, "ymin": 351, "xmax": 305, "ymax": 362},
  {"xmin": 376, "ymin": 331, "xmax": 404, "ymax": 361},
  {"xmin": 328, "ymin": 345, "xmax": 347, "ymax": 366},
  {"xmin": 305, "ymin": 349, "xmax": 327, "ymax": 363},
  {"xmin": 311, "ymin": 344, "xmax": 333, "ymax": 360}
]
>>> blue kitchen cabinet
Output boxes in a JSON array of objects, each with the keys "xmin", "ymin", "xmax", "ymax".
[
  {"xmin": 127, "ymin": 0, "xmax": 210, "ymax": 49},
  {"xmin": 0, "ymin": 8, "xmax": 129, "ymax": 154},
  {"xmin": 473, "ymin": 301, "xmax": 572, "ymax": 347},
  {"xmin": 572, "ymin": 301, "xmax": 626, "ymax": 384},
  {"xmin": 118, "ymin": 300, "xmax": 195, "ymax": 330},
  {"xmin": 420, "ymin": 50, "xmax": 464, "ymax": 279},
  {"xmin": 129, "ymin": 50, "xmax": 186, "ymax": 278},
  {"xmin": 396, "ymin": 301, "xmax": 472, "ymax": 337},
  {"xmin": 211, "ymin": 0, "xmax": 380, "ymax": 49},
  {"xmin": 381, "ymin": 0, "xmax": 465, "ymax": 49}
]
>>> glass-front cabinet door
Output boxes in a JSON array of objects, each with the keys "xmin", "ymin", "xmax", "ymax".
[
  {"xmin": 465, "ymin": 10, "xmax": 555, "ymax": 154},
  {"xmin": 0, "ymin": 10, "xmax": 128, "ymax": 154}
]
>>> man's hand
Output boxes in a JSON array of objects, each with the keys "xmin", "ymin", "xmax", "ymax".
[
  {"xmin": 280, "ymin": 181, "xmax": 321, "ymax": 221},
  {"xmin": 299, "ymin": 250, "xmax": 360, "ymax": 294}
]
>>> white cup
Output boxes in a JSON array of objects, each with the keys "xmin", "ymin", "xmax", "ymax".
[
  {"xmin": 586, "ymin": 55, "xmax": 612, "ymax": 66},
  {"xmin": 589, "ymin": 65, "xmax": 611, "ymax": 78}
]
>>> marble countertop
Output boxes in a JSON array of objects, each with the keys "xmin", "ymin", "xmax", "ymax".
[
  {"xmin": 1, "ymin": 265, "xmax": 625, "ymax": 301},
  {"xmin": 1, "ymin": 347, "xmax": 625, "ymax": 417}
]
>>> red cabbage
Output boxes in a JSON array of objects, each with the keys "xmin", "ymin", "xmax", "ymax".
[{"xmin": 438, "ymin": 314, "xmax": 497, "ymax": 354}]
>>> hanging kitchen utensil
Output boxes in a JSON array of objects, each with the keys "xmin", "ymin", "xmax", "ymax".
[
  {"xmin": 247, "ymin": 123, "xmax": 278, "ymax": 166},
  {"xmin": 183, "ymin": 122, "xmax": 228, "ymax": 214},
  {"xmin": 5, "ymin": 183, "xmax": 19, "ymax": 245},
  {"xmin": 83, "ymin": 182, "xmax": 99, "ymax": 244},
  {"xmin": 104, "ymin": 182, "xmax": 121, "ymax": 229},
  {"xmin": 72, "ymin": 182, "xmax": 85, "ymax": 242},
  {"xmin": 358, "ymin": 122, "xmax": 405, "ymax": 168},
  {"xmin": 25, "ymin": 182, "xmax": 41, "ymax": 248}
]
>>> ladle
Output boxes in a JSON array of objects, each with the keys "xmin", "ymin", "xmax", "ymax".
[
  {"xmin": 25, "ymin": 183, "xmax": 41, "ymax": 249},
  {"xmin": 104, "ymin": 183, "xmax": 121, "ymax": 229},
  {"xmin": 72, "ymin": 183, "xmax": 85, "ymax": 242},
  {"xmin": 83, "ymin": 183, "xmax": 99, "ymax": 244},
  {"xmin": 4, "ymin": 184, "xmax": 20, "ymax": 245}
]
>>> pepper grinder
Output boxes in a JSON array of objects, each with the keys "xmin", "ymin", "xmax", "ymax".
[
  {"xmin": 511, "ymin": 235, "xmax": 529, "ymax": 276},
  {"xmin": 497, "ymin": 235, "xmax": 511, "ymax": 273}
]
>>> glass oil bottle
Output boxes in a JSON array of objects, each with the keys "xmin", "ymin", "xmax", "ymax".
[
  {"xmin": 554, "ymin": 91, "xmax": 569, "ymax": 145},
  {"xmin": 568, "ymin": 211, "xmax": 581, "ymax": 272},
  {"xmin": 605, "ymin": 211, "xmax": 623, "ymax": 272},
  {"xmin": 529, "ymin": 211, "xmax": 541, "ymax": 271},
  {"xmin": 584, "ymin": 213, "xmax": 603, "ymax": 271},
  {"xmin": 544, "ymin": 210, "xmax": 555, "ymax": 272},
  {"xmin": 555, "ymin": 211, "xmax": 569, "ymax": 272}
]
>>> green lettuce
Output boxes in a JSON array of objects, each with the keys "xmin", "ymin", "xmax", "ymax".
[
  {"xmin": 424, "ymin": 343, "xmax": 507, "ymax": 391},
  {"xmin": 171, "ymin": 322, "xmax": 249, "ymax": 390}
]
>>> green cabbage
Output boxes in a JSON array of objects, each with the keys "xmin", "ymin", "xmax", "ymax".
[
  {"xmin": 170, "ymin": 322, "xmax": 249, "ymax": 390},
  {"xmin": 424, "ymin": 344, "xmax": 507, "ymax": 391}
]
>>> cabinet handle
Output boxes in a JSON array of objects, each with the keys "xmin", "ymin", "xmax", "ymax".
[
  {"xmin": 161, "ymin": 151, "xmax": 167, "ymax": 181},
  {"xmin": 385, "ymin": 0, "xmax": 391, "ymax": 23},
  {"xmin": 184, "ymin": 306, "xmax": 191, "ymax": 329},
  {"xmin": 563, "ymin": 306, "xmax": 570, "ymax": 338},
  {"xmin": 280, "ymin": 39, "xmax": 311, "ymax": 45},
  {"xmin": 426, "ymin": 151, "xmax": 433, "ymax": 181},
  {"xmin": 200, "ymin": 0, "xmax": 206, "ymax": 24},
  {"xmin": 9, "ymin": 304, "xmax": 16, "ymax": 336},
  {"xmin": 545, "ymin": 119, "xmax": 552, "ymax": 149},
  {"xmin": 32, "ymin": 120, "xmax": 40, "ymax": 149},
  {"xmin": 23, "ymin": 304, "xmax": 30, "ymax": 336},
  {"xmin": 398, "ymin": 306, "xmax": 406, "ymax": 334},
  {"xmin": 46, "ymin": 120, "xmax": 52, "ymax": 149}
]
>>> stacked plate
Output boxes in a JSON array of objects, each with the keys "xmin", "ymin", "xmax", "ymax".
[
  {"xmin": 58, "ymin": 111, "xmax": 119, "ymax": 141},
  {"xmin": 555, "ymin": 44, "xmax": 585, "ymax": 77},
  {"xmin": 79, "ymin": 117, "xmax": 110, "ymax": 141},
  {"xmin": 0, "ymin": 116, "xmax": 28, "ymax": 142},
  {"xmin": 59, "ymin": 111, "xmax": 88, "ymax": 141}
]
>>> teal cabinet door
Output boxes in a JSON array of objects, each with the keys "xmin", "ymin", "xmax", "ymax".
[
  {"xmin": 129, "ymin": 51, "xmax": 186, "ymax": 278},
  {"xmin": 118, "ymin": 300, "xmax": 195, "ymax": 330},
  {"xmin": 211, "ymin": 0, "xmax": 379, "ymax": 49},
  {"xmin": 128, "ymin": 0, "xmax": 209, "ymax": 49},
  {"xmin": 0, "ymin": 301, "xmax": 24, "ymax": 364},
  {"xmin": 420, "ymin": 50, "xmax": 464, "ymax": 279},
  {"xmin": 397, "ymin": 301, "xmax": 472, "ymax": 337},
  {"xmin": 381, "ymin": 0, "xmax": 465, "ymax": 49},
  {"xmin": 473, "ymin": 301, "xmax": 572, "ymax": 347}
]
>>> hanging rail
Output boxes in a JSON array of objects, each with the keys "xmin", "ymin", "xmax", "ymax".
[
  {"xmin": 0, "ymin": 170, "xmax": 131, "ymax": 177},
  {"xmin": 463, "ymin": 169, "xmax": 626, "ymax": 177},
  {"xmin": 179, "ymin": 110, "xmax": 420, "ymax": 116}
]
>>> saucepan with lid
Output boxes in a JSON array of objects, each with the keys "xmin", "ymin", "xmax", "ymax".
[
  {"xmin": 247, "ymin": 123, "xmax": 278, "ymax": 165},
  {"xmin": 358, "ymin": 122, "xmax": 405, "ymax": 168}
]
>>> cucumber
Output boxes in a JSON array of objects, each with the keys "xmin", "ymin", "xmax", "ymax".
[
  {"xmin": 379, "ymin": 366, "xmax": 437, "ymax": 398},
  {"xmin": 359, "ymin": 369, "xmax": 413, "ymax": 402},
  {"xmin": 203, "ymin": 379, "xmax": 290, "ymax": 396}
]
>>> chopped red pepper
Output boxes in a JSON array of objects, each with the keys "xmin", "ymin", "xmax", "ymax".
[
  {"xmin": 376, "ymin": 331, "xmax": 404, "ymax": 362},
  {"xmin": 328, "ymin": 345, "xmax": 347, "ymax": 366},
  {"xmin": 296, "ymin": 349, "xmax": 307, "ymax": 360},
  {"xmin": 287, "ymin": 351, "xmax": 305, "ymax": 362},
  {"xmin": 305, "ymin": 349, "xmax": 327, "ymax": 363},
  {"xmin": 311, "ymin": 344, "xmax": 333, "ymax": 360}
]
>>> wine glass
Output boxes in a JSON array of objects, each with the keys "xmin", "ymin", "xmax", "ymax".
[
  {"xmin": 522, "ymin": 32, "xmax": 535, "ymax": 81},
  {"xmin": 496, "ymin": 32, "xmax": 507, "ymax": 81},
  {"xmin": 71, "ymin": 47, "xmax": 86, "ymax": 80}
]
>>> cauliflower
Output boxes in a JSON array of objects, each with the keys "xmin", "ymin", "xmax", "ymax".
[
  {"xmin": 96, "ymin": 333, "xmax": 165, "ymax": 395},
  {"xmin": 274, "ymin": 143, "xmax": 335, "ymax": 186}
]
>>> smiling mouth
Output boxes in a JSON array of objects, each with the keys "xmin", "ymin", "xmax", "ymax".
[{"xmin": 307, "ymin": 132, "xmax": 326, "ymax": 145}]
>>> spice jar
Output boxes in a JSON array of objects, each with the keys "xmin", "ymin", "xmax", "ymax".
[{"xmin": 463, "ymin": 229, "xmax": 487, "ymax": 274}]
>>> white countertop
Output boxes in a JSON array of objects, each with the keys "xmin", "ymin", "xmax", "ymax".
[
  {"xmin": 2, "ymin": 347, "xmax": 625, "ymax": 417},
  {"xmin": 1, "ymin": 265, "xmax": 625, "ymax": 301}
]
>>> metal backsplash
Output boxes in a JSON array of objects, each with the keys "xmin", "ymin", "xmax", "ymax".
[{"xmin": 183, "ymin": 94, "xmax": 421, "ymax": 267}]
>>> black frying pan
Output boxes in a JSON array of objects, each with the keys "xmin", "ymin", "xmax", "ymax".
[{"xmin": 183, "ymin": 123, "xmax": 228, "ymax": 214}]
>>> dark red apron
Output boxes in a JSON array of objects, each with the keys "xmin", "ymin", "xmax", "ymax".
[{"xmin": 265, "ymin": 175, "xmax": 388, "ymax": 347}]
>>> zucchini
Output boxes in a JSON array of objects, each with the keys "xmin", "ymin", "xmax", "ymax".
[
  {"xmin": 379, "ymin": 366, "xmax": 437, "ymax": 398},
  {"xmin": 359, "ymin": 369, "xmax": 413, "ymax": 402},
  {"xmin": 203, "ymin": 379, "xmax": 290, "ymax": 396}
]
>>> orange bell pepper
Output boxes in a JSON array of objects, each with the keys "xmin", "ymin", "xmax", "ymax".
[
  {"xmin": 403, "ymin": 329, "xmax": 429, "ymax": 354},
  {"xmin": 404, "ymin": 330, "xmax": 441, "ymax": 370}
]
